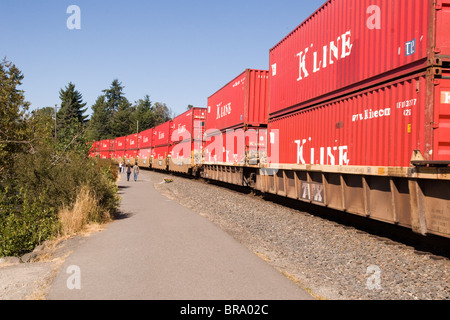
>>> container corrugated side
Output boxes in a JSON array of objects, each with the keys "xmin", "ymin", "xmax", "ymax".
[
  {"xmin": 170, "ymin": 139, "xmax": 203, "ymax": 165},
  {"xmin": 126, "ymin": 134, "xmax": 138, "ymax": 151},
  {"xmin": 171, "ymin": 107, "xmax": 206, "ymax": 144},
  {"xmin": 153, "ymin": 121, "xmax": 171, "ymax": 147},
  {"xmin": 203, "ymin": 127, "xmax": 267, "ymax": 165},
  {"xmin": 269, "ymin": 0, "xmax": 449, "ymax": 117},
  {"xmin": 268, "ymin": 71, "xmax": 449, "ymax": 168},
  {"xmin": 206, "ymin": 69, "xmax": 268, "ymax": 133},
  {"xmin": 115, "ymin": 136, "xmax": 126, "ymax": 151},
  {"xmin": 99, "ymin": 139, "xmax": 111, "ymax": 152},
  {"xmin": 139, "ymin": 128, "xmax": 153, "ymax": 149}
]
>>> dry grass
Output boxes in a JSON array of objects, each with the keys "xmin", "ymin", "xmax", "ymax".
[{"xmin": 58, "ymin": 185, "xmax": 111, "ymax": 237}]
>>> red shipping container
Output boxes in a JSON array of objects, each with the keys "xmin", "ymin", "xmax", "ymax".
[
  {"xmin": 171, "ymin": 107, "xmax": 206, "ymax": 144},
  {"xmin": 100, "ymin": 151, "xmax": 110, "ymax": 159},
  {"xmin": 138, "ymin": 148, "xmax": 152, "ymax": 160},
  {"xmin": 267, "ymin": 71, "xmax": 450, "ymax": 168},
  {"xmin": 115, "ymin": 136, "xmax": 126, "ymax": 151},
  {"xmin": 139, "ymin": 128, "xmax": 153, "ymax": 149},
  {"xmin": 124, "ymin": 149, "xmax": 137, "ymax": 159},
  {"xmin": 206, "ymin": 69, "xmax": 268, "ymax": 132},
  {"xmin": 126, "ymin": 133, "xmax": 139, "ymax": 150},
  {"xmin": 114, "ymin": 150, "xmax": 125, "ymax": 159},
  {"xmin": 99, "ymin": 139, "xmax": 111, "ymax": 151},
  {"xmin": 152, "ymin": 145, "xmax": 169, "ymax": 159},
  {"xmin": 269, "ymin": 0, "xmax": 450, "ymax": 117},
  {"xmin": 170, "ymin": 139, "xmax": 203, "ymax": 165},
  {"xmin": 153, "ymin": 121, "xmax": 171, "ymax": 147},
  {"xmin": 203, "ymin": 127, "xmax": 268, "ymax": 165}
]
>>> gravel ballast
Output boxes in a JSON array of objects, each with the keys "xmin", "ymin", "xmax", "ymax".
[{"xmin": 147, "ymin": 170, "xmax": 450, "ymax": 300}]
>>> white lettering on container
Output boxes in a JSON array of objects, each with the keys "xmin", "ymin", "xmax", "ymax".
[
  {"xmin": 296, "ymin": 30, "xmax": 353, "ymax": 81},
  {"xmin": 295, "ymin": 138, "xmax": 349, "ymax": 166}
]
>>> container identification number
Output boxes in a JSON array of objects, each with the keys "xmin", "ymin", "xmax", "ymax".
[{"xmin": 396, "ymin": 98, "xmax": 417, "ymax": 117}]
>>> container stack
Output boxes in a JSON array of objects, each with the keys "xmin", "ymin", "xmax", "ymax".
[
  {"xmin": 124, "ymin": 133, "xmax": 138, "ymax": 164},
  {"xmin": 267, "ymin": 0, "xmax": 450, "ymax": 168},
  {"xmin": 137, "ymin": 128, "xmax": 153, "ymax": 168},
  {"xmin": 151, "ymin": 121, "xmax": 171, "ymax": 170},
  {"xmin": 169, "ymin": 107, "xmax": 206, "ymax": 173},
  {"xmin": 99, "ymin": 139, "xmax": 114, "ymax": 160},
  {"xmin": 204, "ymin": 69, "xmax": 269, "ymax": 166}
]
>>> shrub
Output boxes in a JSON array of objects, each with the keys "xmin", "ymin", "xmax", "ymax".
[
  {"xmin": 58, "ymin": 185, "xmax": 111, "ymax": 236},
  {"xmin": 0, "ymin": 147, "xmax": 120, "ymax": 257},
  {"xmin": 0, "ymin": 189, "xmax": 58, "ymax": 257}
]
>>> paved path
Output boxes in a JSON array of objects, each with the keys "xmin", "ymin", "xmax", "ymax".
[{"xmin": 47, "ymin": 170, "xmax": 313, "ymax": 300}]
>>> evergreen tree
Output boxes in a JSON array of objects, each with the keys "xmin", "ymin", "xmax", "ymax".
[
  {"xmin": 57, "ymin": 82, "xmax": 88, "ymax": 129},
  {"xmin": 103, "ymin": 79, "xmax": 125, "ymax": 114},
  {"xmin": 110, "ymin": 98, "xmax": 133, "ymax": 138},
  {"xmin": 130, "ymin": 95, "xmax": 154, "ymax": 133},
  {"xmin": 86, "ymin": 96, "xmax": 110, "ymax": 141},
  {"xmin": 0, "ymin": 59, "xmax": 31, "ymax": 183},
  {"xmin": 152, "ymin": 102, "xmax": 172, "ymax": 125}
]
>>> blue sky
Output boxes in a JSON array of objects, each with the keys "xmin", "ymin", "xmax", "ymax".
[{"xmin": 1, "ymin": 0, "xmax": 325, "ymax": 118}]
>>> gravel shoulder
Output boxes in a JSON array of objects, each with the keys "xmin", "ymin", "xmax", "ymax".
[
  {"xmin": 1, "ymin": 169, "xmax": 449, "ymax": 300},
  {"xmin": 149, "ymin": 170, "xmax": 450, "ymax": 300}
]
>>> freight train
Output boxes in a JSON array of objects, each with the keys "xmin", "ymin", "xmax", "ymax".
[{"xmin": 90, "ymin": 0, "xmax": 450, "ymax": 239}]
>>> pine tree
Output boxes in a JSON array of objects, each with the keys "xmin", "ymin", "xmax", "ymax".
[
  {"xmin": 103, "ymin": 79, "xmax": 125, "ymax": 114},
  {"xmin": 130, "ymin": 95, "xmax": 154, "ymax": 133},
  {"xmin": 0, "ymin": 59, "xmax": 31, "ymax": 182},
  {"xmin": 57, "ymin": 82, "xmax": 88, "ymax": 130},
  {"xmin": 110, "ymin": 98, "xmax": 133, "ymax": 137},
  {"xmin": 86, "ymin": 96, "xmax": 110, "ymax": 141}
]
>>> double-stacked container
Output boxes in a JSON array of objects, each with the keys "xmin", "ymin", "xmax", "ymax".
[
  {"xmin": 262, "ymin": 0, "xmax": 450, "ymax": 238},
  {"xmin": 152, "ymin": 121, "xmax": 171, "ymax": 170},
  {"xmin": 137, "ymin": 128, "xmax": 153, "ymax": 168},
  {"xmin": 204, "ymin": 69, "xmax": 269, "ymax": 166},
  {"xmin": 99, "ymin": 139, "xmax": 114, "ymax": 159},
  {"xmin": 114, "ymin": 136, "xmax": 126, "ymax": 161},
  {"xmin": 124, "ymin": 133, "xmax": 139, "ymax": 164},
  {"xmin": 169, "ymin": 107, "xmax": 206, "ymax": 173}
]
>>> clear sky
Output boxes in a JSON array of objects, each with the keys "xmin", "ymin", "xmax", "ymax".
[{"xmin": 1, "ymin": 0, "xmax": 326, "ymax": 118}]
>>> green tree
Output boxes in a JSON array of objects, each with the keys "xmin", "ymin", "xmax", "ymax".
[
  {"xmin": 103, "ymin": 79, "xmax": 125, "ymax": 114},
  {"xmin": 130, "ymin": 95, "xmax": 154, "ymax": 133},
  {"xmin": 86, "ymin": 95, "xmax": 110, "ymax": 141},
  {"xmin": 152, "ymin": 102, "xmax": 172, "ymax": 126},
  {"xmin": 57, "ymin": 82, "xmax": 88, "ymax": 129},
  {"xmin": 0, "ymin": 59, "xmax": 31, "ymax": 184},
  {"xmin": 110, "ymin": 98, "xmax": 133, "ymax": 138}
]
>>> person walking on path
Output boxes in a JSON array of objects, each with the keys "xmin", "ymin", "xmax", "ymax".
[
  {"xmin": 126, "ymin": 164, "xmax": 132, "ymax": 181},
  {"xmin": 133, "ymin": 163, "xmax": 140, "ymax": 182}
]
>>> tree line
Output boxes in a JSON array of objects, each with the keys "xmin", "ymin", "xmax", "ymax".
[{"xmin": 39, "ymin": 79, "xmax": 173, "ymax": 143}]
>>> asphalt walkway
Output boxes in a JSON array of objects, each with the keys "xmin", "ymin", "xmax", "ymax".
[{"xmin": 47, "ymin": 170, "xmax": 313, "ymax": 300}]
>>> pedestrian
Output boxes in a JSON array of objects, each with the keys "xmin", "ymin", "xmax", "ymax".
[
  {"xmin": 126, "ymin": 164, "xmax": 132, "ymax": 181},
  {"xmin": 119, "ymin": 161, "xmax": 123, "ymax": 173},
  {"xmin": 133, "ymin": 163, "xmax": 140, "ymax": 182}
]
